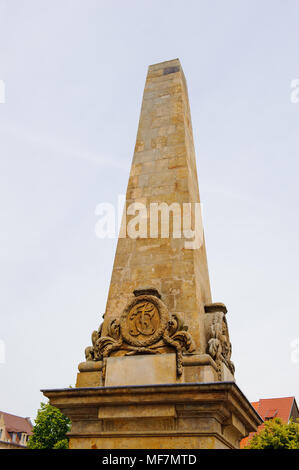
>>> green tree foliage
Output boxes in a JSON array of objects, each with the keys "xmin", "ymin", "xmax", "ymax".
[
  {"xmin": 245, "ymin": 417, "xmax": 299, "ymax": 449},
  {"xmin": 53, "ymin": 439, "xmax": 69, "ymax": 449},
  {"xmin": 27, "ymin": 402, "xmax": 71, "ymax": 449}
]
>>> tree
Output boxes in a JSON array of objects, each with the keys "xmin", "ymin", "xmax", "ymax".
[
  {"xmin": 245, "ymin": 417, "xmax": 299, "ymax": 449},
  {"xmin": 27, "ymin": 402, "xmax": 71, "ymax": 449}
]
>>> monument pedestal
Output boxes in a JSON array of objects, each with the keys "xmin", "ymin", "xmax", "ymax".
[{"xmin": 42, "ymin": 381, "xmax": 262, "ymax": 449}]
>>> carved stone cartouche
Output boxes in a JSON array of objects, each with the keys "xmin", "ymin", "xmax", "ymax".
[{"xmin": 84, "ymin": 293, "xmax": 195, "ymax": 378}]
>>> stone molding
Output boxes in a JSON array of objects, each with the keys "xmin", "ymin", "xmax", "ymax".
[{"xmin": 42, "ymin": 382, "xmax": 263, "ymax": 449}]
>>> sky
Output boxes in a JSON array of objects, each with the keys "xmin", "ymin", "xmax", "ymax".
[{"xmin": 0, "ymin": 0, "xmax": 298, "ymax": 421}]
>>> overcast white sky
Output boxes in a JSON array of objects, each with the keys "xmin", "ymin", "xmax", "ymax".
[{"xmin": 0, "ymin": 0, "xmax": 298, "ymax": 420}]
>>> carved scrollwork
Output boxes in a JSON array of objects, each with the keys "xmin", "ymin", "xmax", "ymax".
[
  {"xmin": 84, "ymin": 293, "xmax": 195, "ymax": 378},
  {"xmin": 84, "ymin": 321, "xmax": 104, "ymax": 361},
  {"xmin": 163, "ymin": 313, "xmax": 195, "ymax": 375},
  {"xmin": 95, "ymin": 318, "xmax": 122, "ymax": 358},
  {"xmin": 204, "ymin": 303, "xmax": 235, "ymax": 379}
]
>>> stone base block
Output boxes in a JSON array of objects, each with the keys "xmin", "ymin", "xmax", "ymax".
[
  {"xmin": 182, "ymin": 353, "xmax": 219, "ymax": 382},
  {"xmin": 105, "ymin": 353, "xmax": 179, "ymax": 386},
  {"xmin": 75, "ymin": 353, "xmax": 222, "ymax": 388},
  {"xmin": 76, "ymin": 360, "xmax": 103, "ymax": 387},
  {"xmin": 42, "ymin": 382, "xmax": 262, "ymax": 449},
  {"xmin": 221, "ymin": 362, "xmax": 235, "ymax": 381},
  {"xmin": 76, "ymin": 371, "xmax": 103, "ymax": 388}
]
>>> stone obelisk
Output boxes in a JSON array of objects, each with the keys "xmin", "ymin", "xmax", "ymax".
[{"xmin": 43, "ymin": 59, "xmax": 262, "ymax": 449}]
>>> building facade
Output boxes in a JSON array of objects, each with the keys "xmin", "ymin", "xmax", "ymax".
[{"xmin": 0, "ymin": 411, "xmax": 32, "ymax": 449}]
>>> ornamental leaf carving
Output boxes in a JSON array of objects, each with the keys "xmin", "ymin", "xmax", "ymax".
[{"xmin": 204, "ymin": 304, "xmax": 235, "ymax": 379}]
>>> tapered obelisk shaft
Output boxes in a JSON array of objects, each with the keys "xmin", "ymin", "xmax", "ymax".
[{"xmin": 104, "ymin": 59, "xmax": 211, "ymax": 352}]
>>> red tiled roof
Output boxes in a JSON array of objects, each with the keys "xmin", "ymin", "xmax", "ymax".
[
  {"xmin": 240, "ymin": 397, "xmax": 297, "ymax": 448},
  {"xmin": 0, "ymin": 411, "xmax": 33, "ymax": 435},
  {"xmin": 255, "ymin": 397, "xmax": 295, "ymax": 423}
]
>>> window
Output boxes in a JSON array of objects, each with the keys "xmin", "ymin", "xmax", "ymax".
[{"xmin": 264, "ymin": 409, "xmax": 278, "ymax": 420}]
